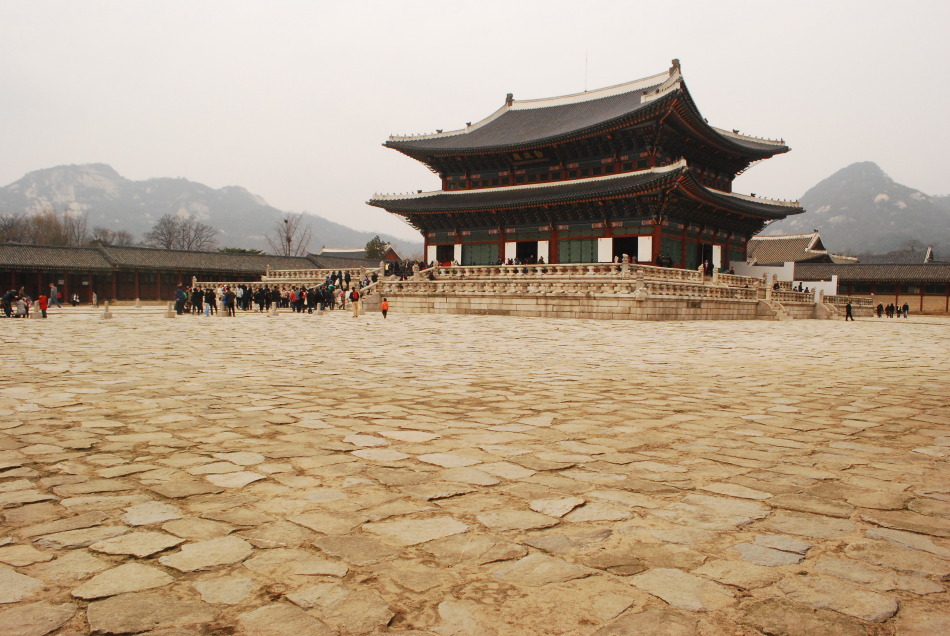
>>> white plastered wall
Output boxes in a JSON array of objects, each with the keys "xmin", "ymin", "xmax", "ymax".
[
  {"xmin": 712, "ymin": 245, "xmax": 722, "ymax": 270},
  {"xmin": 597, "ymin": 238, "xmax": 612, "ymax": 262},
  {"xmin": 453, "ymin": 244, "xmax": 462, "ymax": 263},
  {"xmin": 426, "ymin": 245, "xmax": 437, "ymax": 263},
  {"xmin": 537, "ymin": 241, "xmax": 549, "ymax": 263},
  {"xmin": 504, "ymin": 242, "xmax": 516, "ymax": 261},
  {"xmin": 637, "ymin": 237, "xmax": 652, "ymax": 263}
]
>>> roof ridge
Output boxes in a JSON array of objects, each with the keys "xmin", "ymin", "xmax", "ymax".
[{"xmin": 388, "ymin": 62, "xmax": 678, "ymax": 142}]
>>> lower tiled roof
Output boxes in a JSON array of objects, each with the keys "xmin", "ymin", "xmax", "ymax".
[
  {"xmin": 0, "ymin": 244, "xmax": 113, "ymax": 271},
  {"xmin": 0, "ymin": 243, "xmax": 317, "ymax": 273},
  {"xmin": 796, "ymin": 262, "xmax": 950, "ymax": 283}
]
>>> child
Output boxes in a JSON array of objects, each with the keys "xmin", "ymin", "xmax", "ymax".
[{"xmin": 38, "ymin": 294, "xmax": 49, "ymax": 318}]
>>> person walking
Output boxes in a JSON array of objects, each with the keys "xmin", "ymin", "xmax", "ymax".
[
  {"xmin": 48, "ymin": 283, "xmax": 62, "ymax": 309},
  {"xmin": 381, "ymin": 297, "xmax": 389, "ymax": 319},
  {"xmin": 845, "ymin": 301, "xmax": 854, "ymax": 321},
  {"xmin": 901, "ymin": 303, "xmax": 909, "ymax": 319},
  {"xmin": 350, "ymin": 288, "xmax": 360, "ymax": 317}
]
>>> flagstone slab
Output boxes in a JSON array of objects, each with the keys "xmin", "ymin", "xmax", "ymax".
[
  {"xmin": 161, "ymin": 517, "xmax": 235, "ymax": 540},
  {"xmin": 35, "ymin": 525, "xmax": 129, "ymax": 549},
  {"xmin": 861, "ymin": 510, "xmax": 950, "ymax": 537},
  {"xmin": 86, "ymin": 591, "xmax": 216, "ymax": 634},
  {"xmin": 343, "ymin": 434, "xmax": 389, "ymax": 447},
  {"xmin": 121, "ymin": 501, "xmax": 183, "ymax": 526},
  {"xmin": 692, "ymin": 559, "xmax": 782, "ymax": 589},
  {"xmin": 193, "ymin": 576, "xmax": 258, "ymax": 605},
  {"xmin": 630, "ymin": 568, "xmax": 735, "ymax": 612},
  {"xmin": 778, "ymin": 575, "xmax": 898, "ymax": 622},
  {"xmin": 866, "ymin": 527, "xmax": 950, "ymax": 557},
  {"xmin": 379, "ymin": 430, "xmax": 439, "ymax": 443},
  {"xmin": 243, "ymin": 548, "xmax": 348, "ymax": 577},
  {"xmin": 0, "ymin": 601, "xmax": 76, "ymax": 636},
  {"xmin": 363, "ymin": 516, "xmax": 469, "ymax": 546},
  {"xmin": 148, "ymin": 480, "xmax": 224, "ymax": 499},
  {"xmin": 313, "ymin": 535, "xmax": 398, "ymax": 566},
  {"xmin": 89, "ymin": 530, "xmax": 185, "ymax": 557},
  {"xmin": 439, "ymin": 467, "xmax": 500, "ymax": 486},
  {"xmin": 493, "ymin": 553, "xmax": 595, "ymax": 586},
  {"xmin": 0, "ymin": 544, "xmax": 53, "ymax": 566},
  {"xmin": 476, "ymin": 509, "xmax": 559, "ymax": 531},
  {"xmin": 158, "ymin": 535, "xmax": 253, "ymax": 571},
  {"xmin": 71, "ymin": 562, "xmax": 173, "ymax": 599},
  {"xmin": 212, "ymin": 452, "xmax": 266, "ymax": 466},
  {"xmin": 738, "ymin": 599, "xmax": 871, "ymax": 636},
  {"xmin": 417, "ymin": 453, "xmax": 481, "ymax": 468},
  {"xmin": 0, "ymin": 567, "xmax": 44, "ymax": 603},
  {"xmin": 29, "ymin": 550, "xmax": 109, "ymax": 582},
  {"xmin": 401, "ymin": 481, "xmax": 476, "ymax": 501},
  {"xmin": 422, "ymin": 533, "xmax": 527, "ymax": 565},
  {"xmin": 205, "ymin": 471, "xmax": 266, "ymax": 488},
  {"xmin": 769, "ymin": 494, "xmax": 855, "ymax": 518},
  {"xmin": 530, "ymin": 497, "xmax": 585, "ymax": 518},
  {"xmin": 288, "ymin": 512, "xmax": 368, "ymax": 535},
  {"xmin": 237, "ymin": 603, "xmax": 334, "ymax": 636},
  {"xmin": 351, "ymin": 448, "xmax": 409, "ymax": 462}
]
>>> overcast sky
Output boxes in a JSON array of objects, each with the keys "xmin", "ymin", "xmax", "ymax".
[{"xmin": 2, "ymin": 0, "xmax": 948, "ymax": 240}]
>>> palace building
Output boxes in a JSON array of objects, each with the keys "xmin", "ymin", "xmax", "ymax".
[{"xmin": 369, "ymin": 60, "xmax": 804, "ymax": 270}]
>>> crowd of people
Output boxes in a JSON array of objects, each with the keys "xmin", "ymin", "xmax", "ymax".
[
  {"xmin": 178, "ymin": 270, "xmax": 381, "ymax": 317},
  {"xmin": 1, "ymin": 283, "xmax": 62, "ymax": 318},
  {"xmin": 876, "ymin": 302, "xmax": 910, "ymax": 319}
]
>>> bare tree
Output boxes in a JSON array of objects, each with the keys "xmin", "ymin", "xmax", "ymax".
[
  {"xmin": 178, "ymin": 217, "xmax": 218, "ymax": 251},
  {"xmin": 145, "ymin": 214, "xmax": 217, "ymax": 251},
  {"xmin": 0, "ymin": 213, "xmax": 26, "ymax": 243},
  {"xmin": 63, "ymin": 211, "xmax": 89, "ymax": 246},
  {"xmin": 265, "ymin": 213, "xmax": 312, "ymax": 256},
  {"xmin": 91, "ymin": 226, "xmax": 137, "ymax": 246}
]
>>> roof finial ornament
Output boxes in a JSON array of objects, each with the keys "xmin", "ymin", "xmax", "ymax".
[
  {"xmin": 505, "ymin": 93, "xmax": 514, "ymax": 106},
  {"xmin": 670, "ymin": 58, "xmax": 680, "ymax": 74}
]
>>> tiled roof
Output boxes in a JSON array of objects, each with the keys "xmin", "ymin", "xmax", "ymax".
[
  {"xmin": 385, "ymin": 63, "xmax": 787, "ymax": 158},
  {"xmin": 857, "ymin": 248, "xmax": 941, "ymax": 264},
  {"xmin": 310, "ymin": 254, "xmax": 380, "ymax": 269},
  {"xmin": 370, "ymin": 163, "xmax": 801, "ymax": 220},
  {"xmin": 796, "ymin": 262, "xmax": 950, "ymax": 283},
  {"xmin": 0, "ymin": 243, "xmax": 113, "ymax": 271},
  {"xmin": 748, "ymin": 232, "xmax": 830, "ymax": 264},
  {"xmin": 98, "ymin": 245, "xmax": 313, "ymax": 272}
]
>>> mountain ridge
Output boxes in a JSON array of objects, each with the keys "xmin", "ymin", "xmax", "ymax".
[
  {"xmin": 763, "ymin": 161, "xmax": 950, "ymax": 256},
  {"xmin": 0, "ymin": 164, "xmax": 423, "ymax": 258}
]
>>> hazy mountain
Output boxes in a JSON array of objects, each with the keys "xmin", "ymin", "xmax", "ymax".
[
  {"xmin": 0, "ymin": 163, "xmax": 422, "ymax": 257},
  {"xmin": 761, "ymin": 161, "xmax": 950, "ymax": 256}
]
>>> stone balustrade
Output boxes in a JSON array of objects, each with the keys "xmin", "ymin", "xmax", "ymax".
[
  {"xmin": 716, "ymin": 272, "xmax": 760, "ymax": 288},
  {"xmin": 376, "ymin": 276, "xmax": 758, "ymax": 301},
  {"xmin": 432, "ymin": 262, "xmax": 703, "ymax": 283},
  {"xmin": 263, "ymin": 265, "xmax": 380, "ymax": 282},
  {"xmin": 771, "ymin": 290, "xmax": 815, "ymax": 303},
  {"xmin": 826, "ymin": 295, "xmax": 874, "ymax": 307}
]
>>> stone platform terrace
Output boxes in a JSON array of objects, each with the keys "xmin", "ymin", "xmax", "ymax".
[{"xmin": 0, "ymin": 308, "xmax": 948, "ymax": 635}]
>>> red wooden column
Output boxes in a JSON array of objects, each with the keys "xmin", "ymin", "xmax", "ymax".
[
  {"xmin": 111, "ymin": 273, "xmax": 117, "ymax": 301},
  {"xmin": 498, "ymin": 227, "xmax": 506, "ymax": 263},
  {"xmin": 651, "ymin": 223, "xmax": 662, "ymax": 264},
  {"xmin": 134, "ymin": 272, "xmax": 140, "ymax": 299},
  {"xmin": 549, "ymin": 226, "xmax": 559, "ymax": 264}
]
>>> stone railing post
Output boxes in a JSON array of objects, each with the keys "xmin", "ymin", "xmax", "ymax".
[
  {"xmin": 164, "ymin": 302, "xmax": 176, "ymax": 318},
  {"xmin": 101, "ymin": 300, "xmax": 113, "ymax": 320}
]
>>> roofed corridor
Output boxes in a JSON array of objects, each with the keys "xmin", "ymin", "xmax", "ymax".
[{"xmin": 0, "ymin": 309, "xmax": 948, "ymax": 634}]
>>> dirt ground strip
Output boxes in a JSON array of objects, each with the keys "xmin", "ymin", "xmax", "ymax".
[{"xmin": 0, "ymin": 307, "xmax": 948, "ymax": 635}]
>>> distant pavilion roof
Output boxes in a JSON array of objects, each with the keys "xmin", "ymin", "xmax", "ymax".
[
  {"xmin": 749, "ymin": 232, "xmax": 838, "ymax": 265},
  {"xmin": 0, "ymin": 244, "xmax": 113, "ymax": 272},
  {"xmin": 385, "ymin": 60, "xmax": 788, "ymax": 159},
  {"xmin": 369, "ymin": 161, "xmax": 802, "ymax": 231}
]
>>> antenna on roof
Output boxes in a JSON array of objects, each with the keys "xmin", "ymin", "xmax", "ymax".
[{"xmin": 584, "ymin": 49, "xmax": 588, "ymax": 92}]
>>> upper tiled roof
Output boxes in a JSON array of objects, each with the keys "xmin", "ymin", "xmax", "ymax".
[
  {"xmin": 0, "ymin": 243, "xmax": 113, "ymax": 271},
  {"xmin": 385, "ymin": 61, "xmax": 787, "ymax": 157},
  {"xmin": 796, "ymin": 262, "xmax": 950, "ymax": 283},
  {"xmin": 310, "ymin": 254, "xmax": 380, "ymax": 269}
]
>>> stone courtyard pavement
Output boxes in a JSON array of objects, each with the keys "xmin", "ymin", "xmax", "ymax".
[{"xmin": 1, "ymin": 308, "xmax": 948, "ymax": 635}]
